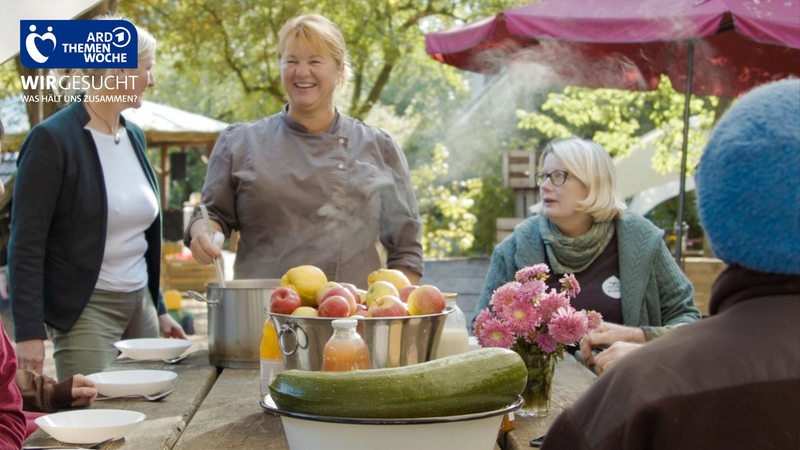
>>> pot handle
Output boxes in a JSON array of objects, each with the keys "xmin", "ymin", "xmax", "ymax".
[
  {"xmin": 187, "ymin": 290, "xmax": 220, "ymax": 308},
  {"xmin": 277, "ymin": 322, "xmax": 308, "ymax": 356}
]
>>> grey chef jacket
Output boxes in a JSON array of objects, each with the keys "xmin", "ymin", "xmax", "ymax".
[{"xmin": 185, "ymin": 107, "xmax": 424, "ymax": 287}]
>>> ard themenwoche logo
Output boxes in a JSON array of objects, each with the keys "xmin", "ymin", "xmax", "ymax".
[{"xmin": 20, "ymin": 20, "xmax": 137, "ymax": 69}]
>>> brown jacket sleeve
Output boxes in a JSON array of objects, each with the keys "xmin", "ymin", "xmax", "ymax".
[{"xmin": 16, "ymin": 370, "xmax": 73, "ymax": 412}]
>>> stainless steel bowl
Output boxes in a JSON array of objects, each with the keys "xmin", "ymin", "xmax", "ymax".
[{"xmin": 269, "ymin": 307, "xmax": 452, "ymax": 370}]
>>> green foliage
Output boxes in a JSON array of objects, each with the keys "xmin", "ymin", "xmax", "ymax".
[
  {"xmin": 509, "ymin": 75, "xmax": 725, "ymax": 243},
  {"xmin": 411, "ymin": 144, "xmax": 483, "ymax": 259},
  {"xmin": 515, "ymin": 76, "xmax": 719, "ymax": 171},
  {"xmin": 470, "ymin": 165, "xmax": 516, "ymax": 255}
]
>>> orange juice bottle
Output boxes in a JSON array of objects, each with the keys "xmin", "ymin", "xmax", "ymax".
[
  {"xmin": 322, "ymin": 318, "xmax": 372, "ymax": 371},
  {"xmin": 260, "ymin": 317, "xmax": 283, "ymax": 398}
]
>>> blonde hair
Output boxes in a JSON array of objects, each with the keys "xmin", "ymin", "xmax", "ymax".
[
  {"xmin": 278, "ymin": 14, "xmax": 350, "ymax": 89},
  {"xmin": 538, "ymin": 137, "xmax": 627, "ymax": 222}
]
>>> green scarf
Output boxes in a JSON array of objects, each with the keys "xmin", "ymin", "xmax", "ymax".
[{"xmin": 541, "ymin": 218, "xmax": 615, "ymax": 274}]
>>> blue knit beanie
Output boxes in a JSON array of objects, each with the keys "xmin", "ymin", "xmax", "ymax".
[{"xmin": 696, "ymin": 79, "xmax": 800, "ymax": 275}]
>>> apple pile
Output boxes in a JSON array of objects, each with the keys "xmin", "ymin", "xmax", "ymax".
[{"xmin": 270, "ymin": 266, "xmax": 447, "ymax": 319}]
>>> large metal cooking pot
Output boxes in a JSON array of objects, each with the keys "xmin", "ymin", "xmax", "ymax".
[{"xmin": 188, "ymin": 279, "xmax": 279, "ymax": 369}]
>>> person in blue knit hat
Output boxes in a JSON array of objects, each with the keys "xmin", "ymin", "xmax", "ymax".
[{"xmin": 542, "ymin": 78, "xmax": 800, "ymax": 450}]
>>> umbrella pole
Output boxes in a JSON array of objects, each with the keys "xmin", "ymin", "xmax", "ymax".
[{"xmin": 675, "ymin": 41, "xmax": 695, "ymax": 265}]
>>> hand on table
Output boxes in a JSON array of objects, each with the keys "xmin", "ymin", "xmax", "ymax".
[
  {"xmin": 579, "ymin": 322, "xmax": 646, "ymax": 374},
  {"xmin": 69, "ymin": 374, "xmax": 98, "ymax": 407},
  {"xmin": 591, "ymin": 341, "xmax": 643, "ymax": 374}
]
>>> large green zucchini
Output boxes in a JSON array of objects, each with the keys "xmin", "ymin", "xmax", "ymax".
[{"xmin": 268, "ymin": 347, "xmax": 527, "ymax": 418}]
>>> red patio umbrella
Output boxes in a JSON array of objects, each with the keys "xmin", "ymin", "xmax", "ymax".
[{"xmin": 425, "ymin": 0, "xmax": 800, "ymax": 261}]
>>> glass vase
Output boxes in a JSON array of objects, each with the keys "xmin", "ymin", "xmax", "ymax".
[{"xmin": 516, "ymin": 349, "xmax": 557, "ymax": 417}]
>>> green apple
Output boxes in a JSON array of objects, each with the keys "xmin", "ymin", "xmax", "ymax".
[
  {"xmin": 364, "ymin": 280, "xmax": 399, "ymax": 307},
  {"xmin": 291, "ymin": 306, "xmax": 319, "ymax": 317}
]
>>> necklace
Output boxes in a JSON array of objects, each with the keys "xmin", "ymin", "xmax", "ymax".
[{"xmin": 86, "ymin": 102, "xmax": 121, "ymax": 144}]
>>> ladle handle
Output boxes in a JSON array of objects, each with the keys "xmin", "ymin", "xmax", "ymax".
[{"xmin": 199, "ymin": 204, "xmax": 226, "ymax": 288}]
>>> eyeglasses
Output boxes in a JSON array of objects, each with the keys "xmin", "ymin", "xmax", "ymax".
[{"xmin": 537, "ymin": 170, "xmax": 569, "ymax": 186}]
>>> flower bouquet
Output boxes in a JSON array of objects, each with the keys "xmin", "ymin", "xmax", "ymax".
[{"xmin": 473, "ymin": 264, "xmax": 602, "ymax": 416}]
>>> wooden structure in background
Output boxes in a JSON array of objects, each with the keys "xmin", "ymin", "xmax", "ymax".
[
  {"xmin": 496, "ymin": 150, "xmax": 541, "ymax": 243},
  {"xmin": 121, "ymin": 101, "xmax": 227, "ymax": 209},
  {"xmin": 502, "ymin": 150, "xmax": 540, "ymax": 217}
]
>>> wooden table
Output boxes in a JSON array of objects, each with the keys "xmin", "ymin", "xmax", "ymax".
[
  {"xmin": 24, "ymin": 352, "xmax": 595, "ymax": 449},
  {"xmin": 23, "ymin": 350, "xmax": 218, "ymax": 449},
  {"xmin": 175, "ymin": 368, "xmax": 289, "ymax": 449},
  {"xmin": 502, "ymin": 356, "xmax": 597, "ymax": 450}
]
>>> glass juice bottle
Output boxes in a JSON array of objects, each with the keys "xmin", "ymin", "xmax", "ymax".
[
  {"xmin": 322, "ymin": 318, "xmax": 372, "ymax": 371},
  {"xmin": 434, "ymin": 293, "xmax": 470, "ymax": 358},
  {"xmin": 260, "ymin": 315, "xmax": 283, "ymax": 398}
]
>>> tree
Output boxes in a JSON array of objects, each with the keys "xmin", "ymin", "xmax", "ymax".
[
  {"xmin": 411, "ymin": 144, "xmax": 482, "ymax": 259},
  {"xmin": 120, "ymin": 0, "xmax": 519, "ymax": 123}
]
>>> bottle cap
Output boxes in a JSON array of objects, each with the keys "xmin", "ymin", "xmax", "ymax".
[{"xmin": 331, "ymin": 318, "xmax": 358, "ymax": 329}]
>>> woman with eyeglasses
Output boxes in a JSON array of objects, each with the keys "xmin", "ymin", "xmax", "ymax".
[{"xmin": 472, "ymin": 137, "xmax": 700, "ymax": 374}]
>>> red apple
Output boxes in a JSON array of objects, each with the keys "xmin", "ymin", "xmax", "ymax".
[
  {"xmin": 315, "ymin": 281, "xmax": 343, "ymax": 305},
  {"xmin": 399, "ymin": 285, "xmax": 418, "ymax": 302},
  {"xmin": 317, "ymin": 295, "xmax": 352, "ymax": 318},
  {"xmin": 340, "ymin": 283, "xmax": 363, "ymax": 304},
  {"xmin": 366, "ymin": 295, "xmax": 409, "ymax": 318},
  {"xmin": 406, "ymin": 285, "xmax": 446, "ymax": 316},
  {"xmin": 319, "ymin": 286, "xmax": 358, "ymax": 315},
  {"xmin": 270, "ymin": 286, "xmax": 302, "ymax": 315}
]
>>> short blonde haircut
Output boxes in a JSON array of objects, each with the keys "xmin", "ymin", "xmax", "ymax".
[
  {"xmin": 278, "ymin": 14, "xmax": 350, "ymax": 90},
  {"xmin": 538, "ymin": 137, "xmax": 627, "ymax": 222}
]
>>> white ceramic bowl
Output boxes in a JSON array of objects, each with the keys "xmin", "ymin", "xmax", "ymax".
[
  {"xmin": 114, "ymin": 338, "xmax": 192, "ymax": 360},
  {"xmin": 34, "ymin": 409, "xmax": 146, "ymax": 444},
  {"xmin": 87, "ymin": 369, "xmax": 177, "ymax": 397},
  {"xmin": 261, "ymin": 395, "xmax": 523, "ymax": 450}
]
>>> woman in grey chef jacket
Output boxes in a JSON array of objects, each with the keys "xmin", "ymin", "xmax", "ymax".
[{"xmin": 185, "ymin": 14, "xmax": 423, "ymax": 287}]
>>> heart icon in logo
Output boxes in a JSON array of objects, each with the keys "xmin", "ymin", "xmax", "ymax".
[
  {"xmin": 34, "ymin": 35, "xmax": 56, "ymax": 57},
  {"xmin": 26, "ymin": 25, "xmax": 57, "ymax": 64}
]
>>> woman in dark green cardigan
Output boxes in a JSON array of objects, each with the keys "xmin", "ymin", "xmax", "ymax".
[{"xmin": 8, "ymin": 18, "xmax": 186, "ymax": 380}]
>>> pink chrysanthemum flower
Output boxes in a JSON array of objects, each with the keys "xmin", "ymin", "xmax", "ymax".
[
  {"xmin": 537, "ymin": 290, "xmax": 570, "ymax": 320},
  {"xmin": 496, "ymin": 295, "xmax": 540, "ymax": 336},
  {"xmin": 559, "ymin": 273, "xmax": 581, "ymax": 297},
  {"xmin": 472, "ymin": 308, "xmax": 493, "ymax": 337},
  {"xmin": 490, "ymin": 281, "xmax": 521, "ymax": 309},
  {"xmin": 514, "ymin": 279, "xmax": 547, "ymax": 304},
  {"xmin": 476, "ymin": 265, "xmax": 600, "ymax": 357},
  {"xmin": 535, "ymin": 332, "xmax": 558, "ymax": 353},
  {"xmin": 586, "ymin": 310, "xmax": 603, "ymax": 330},
  {"xmin": 476, "ymin": 317, "xmax": 516, "ymax": 349},
  {"xmin": 549, "ymin": 306, "xmax": 590, "ymax": 344},
  {"xmin": 514, "ymin": 263, "xmax": 550, "ymax": 283}
]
